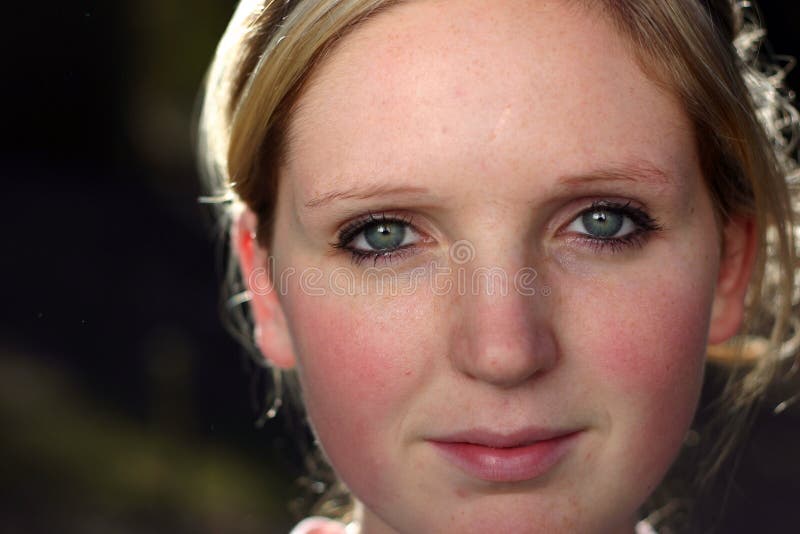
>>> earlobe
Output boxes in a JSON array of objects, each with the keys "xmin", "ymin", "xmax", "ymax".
[
  {"xmin": 233, "ymin": 209, "xmax": 297, "ymax": 369},
  {"xmin": 707, "ymin": 215, "xmax": 758, "ymax": 345}
]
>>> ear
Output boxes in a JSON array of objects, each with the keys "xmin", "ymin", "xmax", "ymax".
[
  {"xmin": 233, "ymin": 209, "xmax": 297, "ymax": 369},
  {"xmin": 707, "ymin": 215, "xmax": 758, "ymax": 344}
]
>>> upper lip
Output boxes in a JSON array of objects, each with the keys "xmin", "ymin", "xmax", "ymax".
[{"xmin": 429, "ymin": 427, "xmax": 580, "ymax": 448}]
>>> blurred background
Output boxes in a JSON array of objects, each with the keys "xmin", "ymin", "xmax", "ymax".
[{"xmin": 1, "ymin": 1, "xmax": 799, "ymax": 533}]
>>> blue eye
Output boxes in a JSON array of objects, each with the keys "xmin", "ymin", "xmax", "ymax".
[
  {"xmin": 569, "ymin": 206, "xmax": 635, "ymax": 239},
  {"xmin": 565, "ymin": 201, "xmax": 661, "ymax": 252},
  {"xmin": 333, "ymin": 212, "xmax": 422, "ymax": 265},
  {"xmin": 361, "ymin": 220, "xmax": 411, "ymax": 250}
]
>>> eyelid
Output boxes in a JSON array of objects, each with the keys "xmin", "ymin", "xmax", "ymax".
[
  {"xmin": 549, "ymin": 198, "xmax": 661, "ymax": 253},
  {"xmin": 335, "ymin": 211, "xmax": 418, "ymax": 245},
  {"xmin": 330, "ymin": 210, "xmax": 434, "ymax": 266},
  {"xmin": 556, "ymin": 199, "xmax": 650, "ymax": 233}
]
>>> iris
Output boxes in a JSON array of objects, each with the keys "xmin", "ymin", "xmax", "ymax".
[
  {"xmin": 582, "ymin": 209, "xmax": 623, "ymax": 238},
  {"xmin": 365, "ymin": 221, "xmax": 407, "ymax": 250}
]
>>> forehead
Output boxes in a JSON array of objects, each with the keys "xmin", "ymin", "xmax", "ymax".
[{"xmin": 285, "ymin": 0, "xmax": 695, "ymax": 203}]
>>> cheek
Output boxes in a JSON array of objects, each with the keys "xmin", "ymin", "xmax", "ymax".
[
  {"xmin": 589, "ymin": 274, "xmax": 711, "ymax": 394},
  {"xmin": 280, "ymin": 286, "xmax": 437, "ymax": 489},
  {"xmin": 556, "ymin": 255, "xmax": 716, "ymax": 482}
]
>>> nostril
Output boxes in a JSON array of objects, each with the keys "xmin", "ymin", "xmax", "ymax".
[
  {"xmin": 446, "ymin": 286, "xmax": 558, "ymax": 387},
  {"xmin": 453, "ymin": 334, "xmax": 558, "ymax": 388}
]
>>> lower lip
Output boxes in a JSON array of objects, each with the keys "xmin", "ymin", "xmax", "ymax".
[{"xmin": 430, "ymin": 431, "xmax": 582, "ymax": 483}]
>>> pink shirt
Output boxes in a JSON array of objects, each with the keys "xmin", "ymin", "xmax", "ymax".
[
  {"xmin": 289, "ymin": 517, "xmax": 347, "ymax": 534},
  {"xmin": 290, "ymin": 517, "xmax": 659, "ymax": 533}
]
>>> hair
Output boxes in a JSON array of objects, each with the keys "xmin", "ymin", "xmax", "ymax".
[{"xmin": 196, "ymin": 0, "xmax": 799, "ymax": 530}]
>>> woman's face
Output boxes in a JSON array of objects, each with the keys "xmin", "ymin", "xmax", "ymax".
[{"xmin": 248, "ymin": 1, "xmax": 746, "ymax": 532}]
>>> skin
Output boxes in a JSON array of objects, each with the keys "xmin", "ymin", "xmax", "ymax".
[{"xmin": 236, "ymin": 1, "xmax": 757, "ymax": 532}]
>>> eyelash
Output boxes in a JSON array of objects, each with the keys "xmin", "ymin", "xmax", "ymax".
[
  {"xmin": 331, "ymin": 211, "xmax": 420, "ymax": 266},
  {"xmin": 331, "ymin": 202, "xmax": 662, "ymax": 266},
  {"xmin": 570, "ymin": 200, "xmax": 663, "ymax": 254}
]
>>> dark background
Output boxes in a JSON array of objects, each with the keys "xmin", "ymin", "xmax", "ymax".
[{"xmin": 1, "ymin": 2, "xmax": 798, "ymax": 533}]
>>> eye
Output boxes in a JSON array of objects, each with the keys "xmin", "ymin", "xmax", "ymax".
[
  {"xmin": 564, "ymin": 201, "xmax": 662, "ymax": 252},
  {"xmin": 332, "ymin": 212, "xmax": 423, "ymax": 266},
  {"xmin": 567, "ymin": 206, "xmax": 635, "ymax": 238},
  {"xmin": 352, "ymin": 219, "xmax": 417, "ymax": 251}
]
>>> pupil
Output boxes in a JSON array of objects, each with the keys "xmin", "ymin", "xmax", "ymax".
[
  {"xmin": 365, "ymin": 222, "xmax": 406, "ymax": 250},
  {"xmin": 582, "ymin": 209, "xmax": 623, "ymax": 238}
]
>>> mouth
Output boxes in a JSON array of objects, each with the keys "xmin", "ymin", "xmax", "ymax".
[{"xmin": 428, "ymin": 428, "xmax": 583, "ymax": 483}]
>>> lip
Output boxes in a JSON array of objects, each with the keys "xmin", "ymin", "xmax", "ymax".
[{"xmin": 428, "ymin": 427, "xmax": 582, "ymax": 483}]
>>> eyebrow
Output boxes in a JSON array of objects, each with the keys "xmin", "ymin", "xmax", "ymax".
[
  {"xmin": 558, "ymin": 160, "xmax": 675, "ymax": 188},
  {"xmin": 303, "ymin": 184, "xmax": 431, "ymax": 210},
  {"xmin": 303, "ymin": 160, "xmax": 675, "ymax": 211}
]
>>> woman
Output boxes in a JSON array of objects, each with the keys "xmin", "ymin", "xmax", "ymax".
[{"xmin": 198, "ymin": 0, "xmax": 799, "ymax": 532}]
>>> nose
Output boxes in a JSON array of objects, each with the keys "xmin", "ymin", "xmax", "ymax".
[{"xmin": 449, "ymin": 271, "xmax": 558, "ymax": 388}]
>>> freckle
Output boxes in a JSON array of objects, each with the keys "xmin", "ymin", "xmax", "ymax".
[{"xmin": 568, "ymin": 495, "xmax": 578, "ymax": 507}]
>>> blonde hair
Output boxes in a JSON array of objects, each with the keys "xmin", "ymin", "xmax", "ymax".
[
  {"xmin": 593, "ymin": 0, "xmax": 799, "ymax": 520},
  {"xmin": 197, "ymin": 0, "xmax": 799, "ymax": 528}
]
